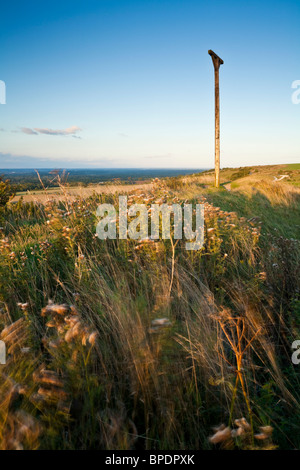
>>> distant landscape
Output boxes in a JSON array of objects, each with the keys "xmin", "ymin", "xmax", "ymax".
[{"xmin": 0, "ymin": 168, "xmax": 205, "ymax": 193}]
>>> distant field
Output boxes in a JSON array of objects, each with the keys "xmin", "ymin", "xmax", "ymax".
[
  {"xmin": 287, "ymin": 163, "xmax": 300, "ymax": 170},
  {"xmin": 11, "ymin": 163, "xmax": 300, "ymax": 202},
  {"xmin": 12, "ymin": 182, "xmax": 152, "ymax": 203},
  {"xmin": 1, "ymin": 168, "xmax": 204, "ymax": 193}
]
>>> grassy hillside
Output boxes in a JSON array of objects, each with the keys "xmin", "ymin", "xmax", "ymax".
[{"xmin": 0, "ymin": 164, "xmax": 299, "ymax": 450}]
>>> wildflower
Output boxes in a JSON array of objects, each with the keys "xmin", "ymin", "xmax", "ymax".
[
  {"xmin": 65, "ymin": 326, "xmax": 77, "ymax": 343},
  {"xmin": 81, "ymin": 329, "xmax": 90, "ymax": 345},
  {"xmin": 151, "ymin": 318, "xmax": 171, "ymax": 327},
  {"xmin": 234, "ymin": 417, "xmax": 251, "ymax": 432},
  {"xmin": 41, "ymin": 302, "xmax": 69, "ymax": 317},
  {"xmin": 72, "ymin": 292, "xmax": 80, "ymax": 302},
  {"xmin": 260, "ymin": 425, "xmax": 273, "ymax": 435},
  {"xmin": 88, "ymin": 331, "xmax": 98, "ymax": 346},
  {"xmin": 254, "ymin": 432, "xmax": 269, "ymax": 440},
  {"xmin": 37, "ymin": 387, "xmax": 68, "ymax": 401},
  {"xmin": 46, "ymin": 319, "xmax": 59, "ymax": 328},
  {"xmin": 33, "ymin": 369, "xmax": 64, "ymax": 388},
  {"xmin": 48, "ymin": 339, "xmax": 63, "ymax": 349},
  {"xmin": 64, "ymin": 315, "xmax": 80, "ymax": 326},
  {"xmin": 255, "ymin": 425, "xmax": 273, "ymax": 440},
  {"xmin": 17, "ymin": 302, "xmax": 29, "ymax": 311},
  {"xmin": 209, "ymin": 426, "xmax": 232, "ymax": 444},
  {"xmin": 231, "ymin": 426, "xmax": 244, "ymax": 437}
]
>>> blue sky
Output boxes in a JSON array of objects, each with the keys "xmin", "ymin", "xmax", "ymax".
[{"xmin": 0, "ymin": 0, "xmax": 299, "ymax": 169}]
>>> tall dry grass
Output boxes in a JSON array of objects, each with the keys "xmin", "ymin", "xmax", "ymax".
[{"xmin": 0, "ymin": 176, "xmax": 299, "ymax": 449}]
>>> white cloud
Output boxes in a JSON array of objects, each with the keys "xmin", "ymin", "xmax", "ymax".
[
  {"xmin": 20, "ymin": 125, "xmax": 82, "ymax": 137},
  {"xmin": 21, "ymin": 127, "xmax": 38, "ymax": 135}
]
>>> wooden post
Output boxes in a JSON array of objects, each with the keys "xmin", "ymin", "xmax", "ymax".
[{"xmin": 208, "ymin": 50, "xmax": 224, "ymax": 188}]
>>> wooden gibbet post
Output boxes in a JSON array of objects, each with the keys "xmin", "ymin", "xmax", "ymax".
[{"xmin": 208, "ymin": 50, "xmax": 224, "ymax": 188}]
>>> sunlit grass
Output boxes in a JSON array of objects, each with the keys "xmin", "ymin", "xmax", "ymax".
[{"xmin": 0, "ymin": 170, "xmax": 299, "ymax": 449}]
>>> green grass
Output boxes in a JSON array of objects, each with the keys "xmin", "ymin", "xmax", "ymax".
[
  {"xmin": 206, "ymin": 186, "xmax": 300, "ymax": 239},
  {"xmin": 286, "ymin": 163, "xmax": 300, "ymax": 170}
]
